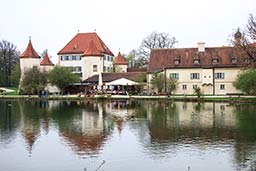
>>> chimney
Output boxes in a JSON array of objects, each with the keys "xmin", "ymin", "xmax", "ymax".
[{"xmin": 198, "ymin": 42, "xmax": 205, "ymax": 52}]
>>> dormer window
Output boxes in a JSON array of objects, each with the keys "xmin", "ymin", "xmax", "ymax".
[
  {"xmin": 231, "ymin": 58, "xmax": 237, "ymax": 64},
  {"xmin": 212, "ymin": 59, "xmax": 219, "ymax": 63},
  {"xmin": 174, "ymin": 60, "xmax": 180, "ymax": 64},
  {"xmin": 193, "ymin": 59, "xmax": 200, "ymax": 64},
  {"xmin": 244, "ymin": 58, "xmax": 251, "ymax": 64}
]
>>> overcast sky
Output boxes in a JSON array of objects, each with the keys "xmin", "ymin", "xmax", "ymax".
[{"xmin": 0, "ymin": 0, "xmax": 255, "ymax": 63}]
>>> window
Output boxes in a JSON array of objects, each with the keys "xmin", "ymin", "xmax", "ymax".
[
  {"xmin": 75, "ymin": 66, "xmax": 82, "ymax": 72},
  {"xmin": 103, "ymin": 66, "xmax": 107, "ymax": 72},
  {"xmin": 215, "ymin": 73, "xmax": 225, "ymax": 79},
  {"xmin": 169, "ymin": 73, "xmax": 179, "ymax": 79},
  {"xmin": 182, "ymin": 84, "xmax": 187, "ymax": 90},
  {"xmin": 107, "ymin": 56, "xmax": 110, "ymax": 61},
  {"xmin": 220, "ymin": 105, "xmax": 225, "ymax": 111},
  {"xmin": 190, "ymin": 73, "xmax": 200, "ymax": 79},
  {"xmin": 212, "ymin": 59, "xmax": 219, "ymax": 63},
  {"xmin": 65, "ymin": 56, "xmax": 69, "ymax": 60},
  {"xmin": 231, "ymin": 58, "xmax": 237, "ymax": 64},
  {"xmin": 193, "ymin": 59, "xmax": 200, "ymax": 64},
  {"xmin": 220, "ymin": 84, "xmax": 225, "ymax": 90},
  {"xmin": 60, "ymin": 56, "xmax": 63, "ymax": 61},
  {"xmin": 193, "ymin": 85, "xmax": 198, "ymax": 89},
  {"xmin": 244, "ymin": 58, "xmax": 251, "ymax": 63},
  {"xmin": 72, "ymin": 55, "xmax": 76, "ymax": 60},
  {"xmin": 77, "ymin": 56, "xmax": 81, "ymax": 60},
  {"xmin": 93, "ymin": 65, "xmax": 97, "ymax": 72},
  {"xmin": 174, "ymin": 60, "xmax": 180, "ymax": 64}
]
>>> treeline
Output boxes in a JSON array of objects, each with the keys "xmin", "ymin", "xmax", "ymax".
[{"xmin": 0, "ymin": 40, "xmax": 20, "ymax": 86}]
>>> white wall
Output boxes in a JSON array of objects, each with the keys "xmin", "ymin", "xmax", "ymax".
[
  {"xmin": 147, "ymin": 67, "xmax": 242, "ymax": 95},
  {"xmin": 82, "ymin": 56, "xmax": 104, "ymax": 80}
]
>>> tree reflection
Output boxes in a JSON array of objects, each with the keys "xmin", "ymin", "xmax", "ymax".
[
  {"xmin": 1, "ymin": 100, "xmax": 256, "ymax": 169},
  {"xmin": 233, "ymin": 104, "xmax": 256, "ymax": 171},
  {"xmin": 0, "ymin": 100, "xmax": 20, "ymax": 144}
]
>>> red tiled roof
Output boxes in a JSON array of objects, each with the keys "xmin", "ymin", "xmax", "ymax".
[
  {"xmin": 57, "ymin": 32, "xmax": 114, "ymax": 56},
  {"xmin": 148, "ymin": 46, "xmax": 247, "ymax": 73},
  {"xmin": 83, "ymin": 72, "xmax": 145, "ymax": 83},
  {"xmin": 113, "ymin": 52, "xmax": 128, "ymax": 65},
  {"xmin": 40, "ymin": 52, "xmax": 54, "ymax": 66},
  {"xmin": 61, "ymin": 132, "xmax": 106, "ymax": 155},
  {"xmin": 20, "ymin": 40, "xmax": 40, "ymax": 58},
  {"xmin": 81, "ymin": 39, "xmax": 103, "ymax": 57}
]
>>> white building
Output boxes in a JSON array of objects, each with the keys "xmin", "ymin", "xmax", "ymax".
[
  {"xmin": 19, "ymin": 39, "xmax": 56, "ymax": 93},
  {"xmin": 57, "ymin": 32, "xmax": 114, "ymax": 80}
]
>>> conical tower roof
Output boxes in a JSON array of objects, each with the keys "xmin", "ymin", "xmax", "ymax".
[
  {"xmin": 20, "ymin": 39, "xmax": 40, "ymax": 58},
  {"xmin": 40, "ymin": 51, "xmax": 54, "ymax": 66},
  {"xmin": 113, "ymin": 52, "xmax": 128, "ymax": 65}
]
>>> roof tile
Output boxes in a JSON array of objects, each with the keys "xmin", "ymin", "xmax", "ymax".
[
  {"xmin": 20, "ymin": 40, "xmax": 40, "ymax": 58},
  {"xmin": 83, "ymin": 72, "xmax": 145, "ymax": 83},
  {"xmin": 147, "ymin": 46, "xmax": 247, "ymax": 73},
  {"xmin": 81, "ymin": 40, "xmax": 103, "ymax": 57},
  {"xmin": 40, "ymin": 51, "xmax": 54, "ymax": 66},
  {"xmin": 113, "ymin": 52, "xmax": 128, "ymax": 65},
  {"xmin": 57, "ymin": 32, "xmax": 113, "ymax": 56}
]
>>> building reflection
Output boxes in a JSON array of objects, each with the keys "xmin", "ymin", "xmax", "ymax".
[
  {"xmin": 1, "ymin": 100, "xmax": 256, "ymax": 170},
  {"xmin": 18, "ymin": 101, "xmax": 43, "ymax": 154},
  {"xmin": 58, "ymin": 101, "xmax": 114, "ymax": 156},
  {"xmin": 143, "ymin": 101, "xmax": 256, "ymax": 170}
]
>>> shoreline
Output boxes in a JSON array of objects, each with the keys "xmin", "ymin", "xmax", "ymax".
[{"xmin": 1, "ymin": 94, "xmax": 256, "ymax": 103}]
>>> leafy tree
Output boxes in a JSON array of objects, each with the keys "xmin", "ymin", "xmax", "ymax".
[
  {"xmin": 10, "ymin": 63, "xmax": 21, "ymax": 87},
  {"xmin": 134, "ymin": 73, "xmax": 146, "ymax": 83},
  {"xmin": 137, "ymin": 31, "xmax": 177, "ymax": 66},
  {"xmin": 167, "ymin": 77, "xmax": 178, "ymax": 95},
  {"xmin": 0, "ymin": 40, "xmax": 20, "ymax": 86},
  {"xmin": 150, "ymin": 72, "xmax": 178, "ymax": 94},
  {"xmin": 233, "ymin": 69, "xmax": 256, "ymax": 95},
  {"xmin": 20, "ymin": 66, "xmax": 48, "ymax": 95},
  {"xmin": 151, "ymin": 73, "xmax": 165, "ymax": 93},
  {"xmin": 48, "ymin": 66, "xmax": 80, "ymax": 94},
  {"xmin": 194, "ymin": 87, "xmax": 202, "ymax": 98},
  {"xmin": 125, "ymin": 50, "xmax": 137, "ymax": 68}
]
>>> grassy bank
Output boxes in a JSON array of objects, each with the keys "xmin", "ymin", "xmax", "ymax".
[{"xmin": 1, "ymin": 94, "xmax": 256, "ymax": 103}]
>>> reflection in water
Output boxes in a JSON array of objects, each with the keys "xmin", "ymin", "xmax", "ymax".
[{"xmin": 0, "ymin": 100, "xmax": 256, "ymax": 170}]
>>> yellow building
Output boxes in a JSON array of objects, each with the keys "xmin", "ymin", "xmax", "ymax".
[{"xmin": 147, "ymin": 42, "xmax": 250, "ymax": 95}]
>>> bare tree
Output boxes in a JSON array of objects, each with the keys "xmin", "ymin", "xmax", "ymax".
[
  {"xmin": 0, "ymin": 40, "xmax": 20, "ymax": 86},
  {"xmin": 137, "ymin": 31, "xmax": 177, "ymax": 66},
  {"xmin": 233, "ymin": 13, "xmax": 256, "ymax": 67},
  {"xmin": 247, "ymin": 13, "xmax": 256, "ymax": 40}
]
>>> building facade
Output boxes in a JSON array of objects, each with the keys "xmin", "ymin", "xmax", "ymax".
[
  {"xmin": 19, "ymin": 39, "xmax": 56, "ymax": 92},
  {"xmin": 57, "ymin": 32, "xmax": 114, "ymax": 80},
  {"xmin": 147, "ymin": 42, "xmax": 250, "ymax": 95}
]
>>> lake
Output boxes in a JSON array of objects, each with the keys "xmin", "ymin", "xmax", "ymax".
[{"xmin": 0, "ymin": 99, "xmax": 256, "ymax": 171}]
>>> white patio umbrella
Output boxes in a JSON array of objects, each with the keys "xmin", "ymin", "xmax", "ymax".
[
  {"xmin": 97, "ymin": 72, "xmax": 103, "ymax": 90},
  {"xmin": 98, "ymin": 72, "xmax": 103, "ymax": 86},
  {"xmin": 105, "ymin": 78, "xmax": 138, "ymax": 86}
]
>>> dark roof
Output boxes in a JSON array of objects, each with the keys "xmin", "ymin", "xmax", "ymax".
[
  {"xmin": 148, "ymin": 46, "xmax": 247, "ymax": 73},
  {"xmin": 127, "ymin": 67, "xmax": 147, "ymax": 72},
  {"xmin": 113, "ymin": 52, "xmax": 127, "ymax": 65},
  {"xmin": 83, "ymin": 72, "xmax": 144, "ymax": 83},
  {"xmin": 40, "ymin": 52, "xmax": 54, "ymax": 66},
  {"xmin": 57, "ymin": 32, "xmax": 114, "ymax": 56},
  {"xmin": 20, "ymin": 40, "xmax": 40, "ymax": 58}
]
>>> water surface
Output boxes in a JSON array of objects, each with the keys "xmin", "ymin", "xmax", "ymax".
[{"xmin": 0, "ymin": 100, "xmax": 256, "ymax": 171}]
